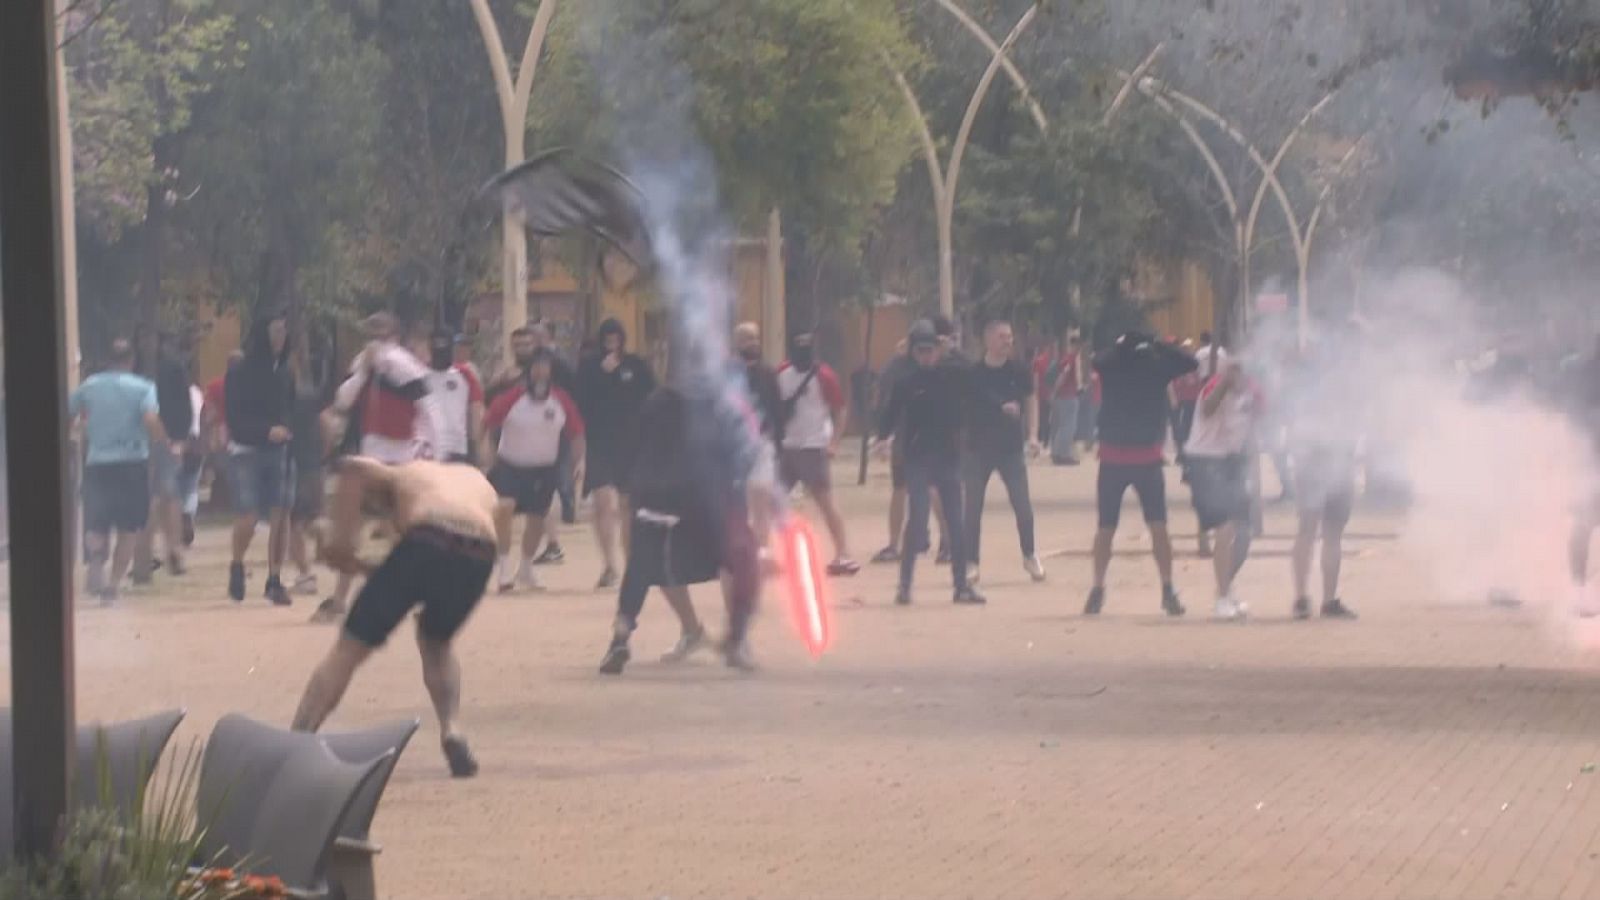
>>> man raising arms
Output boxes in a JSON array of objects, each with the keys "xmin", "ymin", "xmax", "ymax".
[{"xmin": 292, "ymin": 457, "xmax": 499, "ymax": 778}]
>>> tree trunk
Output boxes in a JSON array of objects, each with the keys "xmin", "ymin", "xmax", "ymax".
[{"xmin": 763, "ymin": 207, "xmax": 784, "ymax": 361}]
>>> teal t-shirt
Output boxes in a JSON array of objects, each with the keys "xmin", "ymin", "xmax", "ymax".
[{"xmin": 69, "ymin": 371, "xmax": 158, "ymax": 464}]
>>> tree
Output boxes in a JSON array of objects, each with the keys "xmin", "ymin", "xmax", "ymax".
[{"xmin": 174, "ymin": 1, "xmax": 386, "ymax": 328}]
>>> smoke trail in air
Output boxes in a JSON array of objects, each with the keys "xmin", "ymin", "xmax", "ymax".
[{"xmin": 574, "ymin": 3, "xmax": 775, "ymax": 496}]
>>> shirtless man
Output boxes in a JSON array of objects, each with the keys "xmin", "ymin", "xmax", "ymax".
[{"xmin": 291, "ymin": 457, "xmax": 498, "ymax": 778}]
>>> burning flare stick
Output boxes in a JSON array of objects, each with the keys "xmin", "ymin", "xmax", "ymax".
[{"xmin": 773, "ymin": 515, "xmax": 834, "ymax": 658}]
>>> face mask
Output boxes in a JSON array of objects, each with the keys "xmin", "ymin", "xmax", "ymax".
[
  {"xmin": 432, "ymin": 346, "xmax": 454, "ymax": 370},
  {"xmin": 740, "ymin": 346, "xmax": 762, "ymax": 363},
  {"xmin": 791, "ymin": 346, "xmax": 814, "ymax": 370},
  {"xmin": 514, "ymin": 349, "xmax": 535, "ymax": 367}
]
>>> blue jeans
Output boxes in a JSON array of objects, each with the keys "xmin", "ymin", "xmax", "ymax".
[
  {"xmin": 1051, "ymin": 396, "xmax": 1080, "ymax": 459},
  {"xmin": 229, "ymin": 445, "xmax": 289, "ymax": 519}
]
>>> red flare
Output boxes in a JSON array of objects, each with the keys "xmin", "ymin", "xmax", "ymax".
[{"xmin": 774, "ymin": 516, "xmax": 834, "ymax": 657}]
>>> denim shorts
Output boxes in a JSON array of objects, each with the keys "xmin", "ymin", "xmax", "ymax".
[
  {"xmin": 151, "ymin": 446, "xmax": 181, "ymax": 499},
  {"xmin": 229, "ymin": 445, "xmax": 289, "ymax": 518}
]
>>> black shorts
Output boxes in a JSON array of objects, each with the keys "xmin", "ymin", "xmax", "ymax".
[
  {"xmin": 345, "ymin": 527, "xmax": 494, "ymax": 647},
  {"xmin": 83, "ymin": 461, "xmax": 150, "ymax": 535},
  {"xmin": 627, "ymin": 506, "xmax": 723, "ymax": 587},
  {"xmin": 584, "ymin": 445, "xmax": 627, "ymax": 496},
  {"xmin": 890, "ymin": 440, "xmax": 906, "ymax": 490},
  {"xmin": 1187, "ymin": 455, "xmax": 1250, "ymax": 531},
  {"xmin": 1097, "ymin": 461, "xmax": 1167, "ymax": 529},
  {"xmin": 489, "ymin": 462, "xmax": 559, "ymax": 516}
]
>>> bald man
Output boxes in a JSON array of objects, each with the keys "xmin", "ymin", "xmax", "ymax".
[
  {"xmin": 291, "ymin": 457, "xmax": 498, "ymax": 777},
  {"xmin": 734, "ymin": 322, "xmax": 784, "ymax": 449}
]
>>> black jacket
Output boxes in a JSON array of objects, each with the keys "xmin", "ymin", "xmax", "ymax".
[
  {"xmin": 225, "ymin": 319, "xmax": 293, "ymax": 448},
  {"xmin": 877, "ymin": 361, "xmax": 968, "ymax": 463},
  {"xmin": 1093, "ymin": 339, "xmax": 1196, "ymax": 449},
  {"xmin": 743, "ymin": 361, "xmax": 784, "ymax": 447},
  {"xmin": 154, "ymin": 358, "xmax": 193, "ymax": 443}
]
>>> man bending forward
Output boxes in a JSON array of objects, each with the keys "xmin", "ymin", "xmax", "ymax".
[{"xmin": 292, "ymin": 457, "xmax": 498, "ymax": 778}]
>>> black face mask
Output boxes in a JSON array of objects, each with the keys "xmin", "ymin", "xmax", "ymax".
[
  {"xmin": 740, "ymin": 346, "xmax": 762, "ymax": 363},
  {"xmin": 790, "ymin": 346, "xmax": 814, "ymax": 370}
]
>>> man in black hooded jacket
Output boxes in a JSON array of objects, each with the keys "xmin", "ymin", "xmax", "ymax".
[
  {"xmin": 224, "ymin": 311, "xmax": 295, "ymax": 606},
  {"xmin": 575, "ymin": 318, "xmax": 657, "ymax": 588}
]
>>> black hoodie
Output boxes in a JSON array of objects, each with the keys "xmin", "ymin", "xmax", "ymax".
[{"xmin": 225, "ymin": 317, "xmax": 294, "ymax": 448}]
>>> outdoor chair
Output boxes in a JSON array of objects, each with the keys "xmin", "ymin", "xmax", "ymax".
[
  {"xmin": 320, "ymin": 718, "xmax": 421, "ymax": 900},
  {"xmin": 0, "ymin": 707, "xmax": 186, "ymax": 867},
  {"xmin": 196, "ymin": 713, "xmax": 393, "ymax": 899}
]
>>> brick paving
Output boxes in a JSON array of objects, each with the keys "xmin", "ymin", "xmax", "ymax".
[{"xmin": 12, "ymin": 459, "xmax": 1600, "ymax": 899}]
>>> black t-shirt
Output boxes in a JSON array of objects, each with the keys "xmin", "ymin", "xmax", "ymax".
[
  {"xmin": 1093, "ymin": 341, "xmax": 1197, "ymax": 449},
  {"xmin": 155, "ymin": 360, "xmax": 193, "ymax": 444},
  {"xmin": 967, "ymin": 357, "xmax": 1033, "ymax": 455},
  {"xmin": 878, "ymin": 362, "xmax": 969, "ymax": 463},
  {"xmin": 576, "ymin": 352, "xmax": 657, "ymax": 447}
]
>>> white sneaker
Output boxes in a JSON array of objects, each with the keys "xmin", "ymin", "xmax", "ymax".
[
  {"xmin": 661, "ymin": 627, "xmax": 708, "ymax": 663},
  {"xmin": 293, "ymin": 573, "xmax": 319, "ymax": 596},
  {"xmin": 968, "ymin": 565, "xmax": 980, "ymax": 586},
  {"xmin": 1023, "ymin": 555, "xmax": 1046, "ymax": 582},
  {"xmin": 1214, "ymin": 595, "xmax": 1245, "ymax": 621},
  {"xmin": 516, "ymin": 560, "xmax": 543, "ymax": 591},
  {"xmin": 497, "ymin": 556, "xmax": 516, "ymax": 593}
]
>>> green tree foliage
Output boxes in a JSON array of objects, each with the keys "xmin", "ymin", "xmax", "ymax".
[
  {"xmin": 534, "ymin": 0, "xmax": 918, "ymax": 247},
  {"xmin": 174, "ymin": 1, "xmax": 386, "ymax": 320}
]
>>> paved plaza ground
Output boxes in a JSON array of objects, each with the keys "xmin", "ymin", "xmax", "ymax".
[{"xmin": 10, "ymin": 457, "xmax": 1600, "ymax": 899}]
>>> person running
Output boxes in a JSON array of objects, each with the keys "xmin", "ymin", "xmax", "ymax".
[
  {"xmin": 963, "ymin": 319, "xmax": 1046, "ymax": 585},
  {"xmin": 598, "ymin": 374, "xmax": 767, "ymax": 675},
  {"xmin": 290, "ymin": 457, "xmax": 498, "ymax": 778},
  {"xmin": 138, "ymin": 330, "xmax": 193, "ymax": 580},
  {"xmin": 424, "ymin": 331, "xmax": 484, "ymax": 464},
  {"xmin": 777, "ymin": 332, "xmax": 859, "ymax": 575},
  {"xmin": 224, "ymin": 312, "xmax": 296, "ymax": 607},
  {"xmin": 69, "ymin": 338, "xmax": 170, "ymax": 605},
  {"xmin": 315, "ymin": 314, "xmax": 444, "ymax": 620},
  {"xmin": 1287, "ymin": 337, "xmax": 1360, "ymax": 621},
  {"xmin": 482, "ymin": 349, "xmax": 586, "ymax": 592},
  {"xmin": 1085, "ymin": 332, "xmax": 1197, "ymax": 617},
  {"xmin": 1183, "ymin": 359, "xmax": 1265, "ymax": 621},
  {"xmin": 875, "ymin": 321, "xmax": 984, "ymax": 606},
  {"xmin": 576, "ymin": 318, "xmax": 657, "ymax": 588}
]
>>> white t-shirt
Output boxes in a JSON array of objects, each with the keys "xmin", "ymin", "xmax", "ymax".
[
  {"xmin": 188, "ymin": 384, "xmax": 204, "ymax": 439},
  {"xmin": 491, "ymin": 386, "xmax": 583, "ymax": 468},
  {"xmin": 423, "ymin": 365, "xmax": 483, "ymax": 459},
  {"xmin": 1184, "ymin": 375, "xmax": 1264, "ymax": 458},
  {"xmin": 776, "ymin": 363, "xmax": 845, "ymax": 450}
]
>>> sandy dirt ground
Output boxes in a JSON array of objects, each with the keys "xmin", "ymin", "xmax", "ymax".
[{"xmin": 8, "ymin": 456, "xmax": 1600, "ymax": 900}]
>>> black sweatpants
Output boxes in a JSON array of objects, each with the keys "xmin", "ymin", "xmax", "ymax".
[
  {"xmin": 900, "ymin": 455, "xmax": 968, "ymax": 590},
  {"xmin": 963, "ymin": 448, "xmax": 1035, "ymax": 564}
]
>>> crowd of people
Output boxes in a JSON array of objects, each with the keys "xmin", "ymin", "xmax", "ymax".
[{"xmin": 64, "ymin": 306, "xmax": 1401, "ymax": 775}]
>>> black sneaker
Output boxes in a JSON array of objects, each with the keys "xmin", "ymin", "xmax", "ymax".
[
  {"xmin": 595, "ymin": 567, "xmax": 619, "ymax": 590},
  {"xmin": 533, "ymin": 542, "xmax": 565, "ymax": 565},
  {"xmin": 1161, "ymin": 587, "xmax": 1186, "ymax": 617},
  {"xmin": 953, "ymin": 585, "xmax": 987, "ymax": 605},
  {"xmin": 1084, "ymin": 586, "xmax": 1105, "ymax": 616},
  {"xmin": 1321, "ymin": 599, "xmax": 1358, "ymax": 620},
  {"xmin": 442, "ymin": 735, "xmax": 479, "ymax": 778},
  {"xmin": 894, "ymin": 586, "xmax": 912, "ymax": 606},
  {"xmin": 1293, "ymin": 596, "xmax": 1312, "ymax": 620},
  {"xmin": 228, "ymin": 562, "xmax": 246, "ymax": 603},
  {"xmin": 598, "ymin": 642, "xmax": 631, "ymax": 675},
  {"xmin": 264, "ymin": 576, "xmax": 292, "ymax": 607}
]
